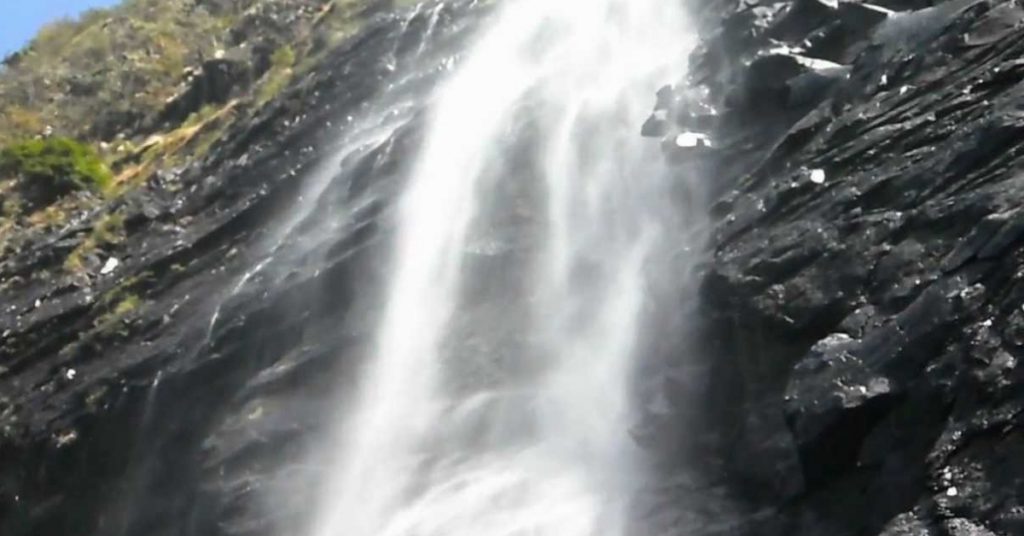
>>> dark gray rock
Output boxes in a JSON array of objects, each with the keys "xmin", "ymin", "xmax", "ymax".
[
  {"xmin": 647, "ymin": 0, "xmax": 1024, "ymax": 535},
  {"xmin": 157, "ymin": 57, "xmax": 254, "ymax": 128},
  {"xmin": 5, "ymin": 0, "xmax": 1024, "ymax": 535},
  {"xmin": 0, "ymin": 3, "xmax": 489, "ymax": 535}
]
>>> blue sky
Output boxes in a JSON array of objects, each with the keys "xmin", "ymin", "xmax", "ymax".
[{"xmin": 1, "ymin": 0, "xmax": 122, "ymax": 58}]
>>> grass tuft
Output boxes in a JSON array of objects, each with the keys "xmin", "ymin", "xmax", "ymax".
[{"xmin": 0, "ymin": 137, "xmax": 113, "ymax": 193}]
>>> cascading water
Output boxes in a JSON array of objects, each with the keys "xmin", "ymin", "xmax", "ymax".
[{"xmin": 309, "ymin": 1, "xmax": 695, "ymax": 534}]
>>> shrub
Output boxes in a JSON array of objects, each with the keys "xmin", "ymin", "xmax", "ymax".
[
  {"xmin": 94, "ymin": 293, "xmax": 143, "ymax": 335},
  {"xmin": 257, "ymin": 45, "xmax": 296, "ymax": 106},
  {"xmin": 271, "ymin": 45, "xmax": 296, "ymax": 69},
  {"xmin": 64, "ymin": 210, "xmax": 126, "ymax": 273},
  {"xmin": 0, "ymin": 137, "xmax": 113, "ymax": 193}
]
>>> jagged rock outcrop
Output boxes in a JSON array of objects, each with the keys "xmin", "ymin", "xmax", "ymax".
[{"xmin": 643, "ymin": 0, "xmax": 1024, "ymax": 534}]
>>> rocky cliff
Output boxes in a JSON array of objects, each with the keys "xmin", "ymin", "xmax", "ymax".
[
  {"xmin": 1, "ymin": 0, "xmax": 1023, "ymax": 535},
  {"xmin": 642, "ymin": 0, "xmax": 1024, "ymax": 534},
  {"xmin": 0, "ymin": 1, "xmax": 486, "ymax": 534}
]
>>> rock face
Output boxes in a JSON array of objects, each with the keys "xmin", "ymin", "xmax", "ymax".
[
  {"xmin": 156, "ymin": 57, "xmax": 255, "ymax": 127},
  {"xmin": 2, "ymin": 0, "xmax": 1024, "ymax": 535},
  {"xmin": 640, "ymin": 0, "xmax": 1024, "ymax": 534},
  {"xmin": 0, "ymin": 2, "xmax": 486, "ymax": 535}
]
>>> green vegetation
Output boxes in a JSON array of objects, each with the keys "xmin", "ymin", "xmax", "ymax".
[
  {"xmin": 0, "ymin": 0, "xmax": 375, "ymax": 278},
  {"xmin": 257, "ymin": 45, "xmax": 297, "ymax": 105},
  {"xmin": 112, "ymin": 100, "xmax": 240, "ymax": 191},
  {"xmin": 0, "ymin": 137, "xmax": 113, "ymax": 193},
  {"xmin": 0, "ymin": 0, "xmax": 235, "ymax": 143},
  {"xmin": 91, "ymin": 270, "xmax": 155, "ymax": 335},
  {"xmin": 1, "ymin": 193, "xmax": 19, "ymax": 219},
  {"xmin": 110, "ymin": 293, "xmax": 142, "ymax": 318},
  {"xmin": 64, "ymin": 211, "xmax": 126, "ymax": 273},
  {"xmin": 0, "ymin": 0, "xmax": 373, "ymax": 143},
  {"xmin": 272, "ymin": 45, "xmax": 297, "ymax": 70},
  {"xmin": 293, "ymin": 0, "xmax": 372, "ymax": 75},
  {"xmin": 93, "ymin": 293, "xmax": 143, "ymax": 336}
]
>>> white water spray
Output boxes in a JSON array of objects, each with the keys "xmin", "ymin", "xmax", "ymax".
[{"xmin": 310, "ymin": 1, "xmax": 694, "ymax": 534}]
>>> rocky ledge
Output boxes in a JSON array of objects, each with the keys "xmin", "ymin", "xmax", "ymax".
[{"xmin": 642, "ymin": 0, "xmax": 1024, "ymax": 534}]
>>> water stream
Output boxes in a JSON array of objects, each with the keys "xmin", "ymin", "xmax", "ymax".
[{"xmin": 308, "ymin": 1, "xmax": 695, "ymax": 534}]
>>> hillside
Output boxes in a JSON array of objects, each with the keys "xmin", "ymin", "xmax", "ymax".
[
  {"xmin": 0, "ymin": 1, "xmax": 483, "ymax": 532},
  {"xmin": 0, "ymin": 0, "xmax": 378, "ymax": 279}
]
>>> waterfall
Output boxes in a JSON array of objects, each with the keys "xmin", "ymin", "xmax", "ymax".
[{"xmin": 309, "ymin": 1, "xmax": 694, "ymax": 534}]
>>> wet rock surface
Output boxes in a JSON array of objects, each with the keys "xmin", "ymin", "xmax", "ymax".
[
  {"xmin": 0, "ymin": 2, "xmax": 485, "ymax": 535},
  {"xmin": 644, "ymin": 0, "xmax": 1024, "ymax": 534},
  {"xmin": 3, "ymin": 0, "xmax": 1024, "ymax": 534}
]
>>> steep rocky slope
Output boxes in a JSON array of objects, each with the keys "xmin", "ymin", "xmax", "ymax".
[
  {"xmin": 641, "ymin": 0, "xmax": 1024, "ymax": 534},
  {"xmin": 0, "ymin": 1, "xmax": 485, "ymax": 534},
  {"xmin": 2, "ymin": 0, "xmax": 1023, "ymax": 535},
  {"xmin": 0, "ymin": 0, "xmax": 380, "ymax": 280},
  {"xmin": 0, "ymin": 0, "xmax": 371, "ymax": 143}
]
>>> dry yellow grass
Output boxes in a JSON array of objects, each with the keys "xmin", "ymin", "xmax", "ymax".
[{"xmin": 111, "ymin": 99, "xmax": 240, "ymax": 189}]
